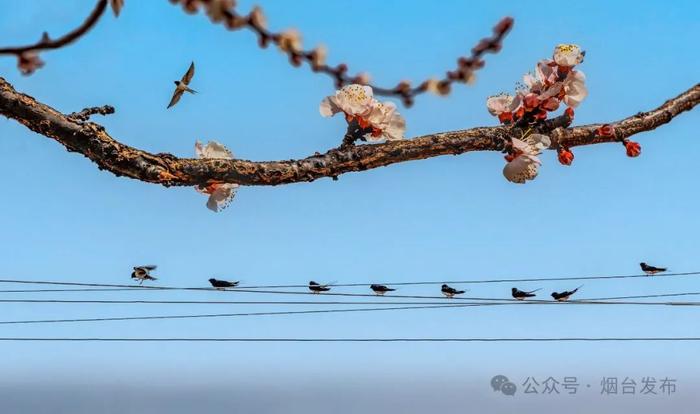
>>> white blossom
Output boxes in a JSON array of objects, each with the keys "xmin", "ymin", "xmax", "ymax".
[
  {"xmin": 503, "ymin": 154, "xmax": 541, "ymax": 184},
  {"xmin": 319, "ymin": 84, "xmax": 374, "ymax": 118},
  {"xmin": 194, "ymin": 140, "xmax": 239, "ymax": 212},
  {"xmin": 486, "ymin": 93, "xmax": 518, "ymax": 116},
  {"xmin": 364, "ymin": 100, "xmax": 405, "ymax": 142},
  {"xmin": 553, "ymin": 44, "xmax": 585, "ymax": 67},
  {"xmin": 562, "ymin": 70, "xmax": 588, "ymax": 108},
  {"xmin": 502, "ymin": 135, "xmax": 550, "ymax": 184}
]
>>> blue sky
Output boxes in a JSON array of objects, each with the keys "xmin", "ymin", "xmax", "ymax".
[{"xmin": 0, "ymin": 1, "xmax": 699, "ymax": 412}]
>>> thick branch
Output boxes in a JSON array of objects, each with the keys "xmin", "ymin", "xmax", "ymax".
[{"xmin": 0, "ymin": 76, "xmax": 697, "ymax": 187}]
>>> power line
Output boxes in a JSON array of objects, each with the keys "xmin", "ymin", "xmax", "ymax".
[
  {"xmin": 0, "ymin": 299, "xmax": 478, "ymax": 305},
  {"xmin": 0, "ymin": 270, "xmax": 698, "ymax": 292},
  {"xmin": 1, "ymin": 278, "xmax": 700, "ymax": 304},
  {"xmin": 0, "ymin": 288, "xmax": 139, "ymax": 293},
  {"xmin": 237, "ymin": 271, "xmax": 700, "ymax": 288},
  {"xmin": 0, "ymin": 280, "xmax": 674, "ymax": 303},
  {"xmin": 0, "ymin": 337, "xmax": 698, "ymax": 342},
  {"xmin": 0, "ymin": 303, "xmax": 482, "ymax": 325},
  {"xmin": 586, "ymin": 291, "xmax": 700, "ymax": 301},
  {"xmin": 1, "ymin": 294, "xmax": 700, "ymax": 306},
  {"xmin": 2, "ymin": 296, "xmax": 700, "ymax": 325}
]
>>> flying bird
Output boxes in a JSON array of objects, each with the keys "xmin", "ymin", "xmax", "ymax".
[
  {"xmin": 308, "ymin": 281, "xmax": 331, "ymax": 293},
  {"xmin": 551, "ymin": 285, "xmax": 582, "ymax": 302},
  {"xmin": 208, "ymin": 278, "xmax": 240, "ymax": 290},
  {"xmin": 441, "ymin": 284, "xmax": 465, "ymax": 298},
  {"xmin": 511, "ymin": 287, "xmax": 540, "ymax": 300},
  {"xmin": 167, "ymin": 61, "xmax": 196, "ymax": 108},
  {"xmin": 370, "ymin": 284, "xmax": 395, "ymax": 295},
  {"xmin": 131, "ymin": 265, "xmax": 157, "ymax": 284},
  {"xmin": 640, "ymin": 262, "xmax": 667, "ymax": 276}
]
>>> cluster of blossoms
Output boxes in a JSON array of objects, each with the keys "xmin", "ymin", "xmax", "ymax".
[
  {"xmin": 488, "ymin": 44, "xmax": 641, "ymax": 184},
  {"xmin": 490, "ymin": 44, "xmax": 587, "ymax": 184},
  {"xmin": 320, "ymin": 84, "xmax": 406, "ymax": 142},
  {"xmin": 487, "ymin": 44, "xmax": 587, "ymax": 126},
  {"xmin": 194, "ymin": 141, "xmax": 239, "ymax": 212}
]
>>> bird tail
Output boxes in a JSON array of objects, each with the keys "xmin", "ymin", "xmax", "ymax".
[
  {"xmin": 185, "ymin": 87, "xmax": 197, "ymax": 94},
  {"xmin": 146, "ymin": 276, "xmax": 158, "ymax": 281},
  {"xmin": 527, "ymin": 288, "xmax": 542, "ymax": 294}
]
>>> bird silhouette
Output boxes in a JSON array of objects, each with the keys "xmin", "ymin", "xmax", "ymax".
[
  {"xmin": 551, "ymin": 285, "xmax": 582, "ymax": 302},
  {"xmin": 208, "ymin": 278, "xmax": 240, "ymax": 290},
  {"xmin": 131, "ymin": 265, "xmax": 157, "ymax": 284},
  {"xmin": 511, "ymin": 287, "xmax": 540, "ymax": 300},
  {"xmin": 441, "ymin": 284, "xmax": 465, "ymax": 298},
  {"xmin": 167, "ymin": 61, "xmax": 196, "ymax": 108},
  {"xmin": 640, "ymin": 262, "xmax": 667, "ymax": 276},
  {"xmin": 370, "ymin": 284, "xmax": 395, "ymax": 295},
  {"xmin": 308, "ymin": 281, "xmax": 331, "ymax": 293}
]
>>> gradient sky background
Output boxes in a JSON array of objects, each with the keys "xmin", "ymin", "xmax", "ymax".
[{"xmin": 1, "ymin": 0, "xmax": 699, "ymax": 413}]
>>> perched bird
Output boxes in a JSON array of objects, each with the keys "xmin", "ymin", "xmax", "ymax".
[
  {"xmin": 308, "ymin": 281, "xmax": 331, "ymax": 293},
  {"xmin": 370, "ymin": 284, "xmax": 395, "ymax": 295},
  {"xmin": 131, "ymin": 265, "xmax": 157, "ymax": 284},
  {"xmin": 167, "ymin": 61, "xmax": 196, "ymax": 108},
  {"xmin": 208, "ymin": 278, "xmax": 240, "ymax": 290},
  {"xmin": 511, "ymin": 287, "xmax": 540, "ymax": 300},
  {"xmin": 551, "ymin": 285, "xmax": 582, "ymax": 302},
  {"xmin": 640, "ymin": 262, "xmax": 667, "ymax": 276},
  {"xmin": 441, "ymin": 284, "xmax": 465, "ymax": 298}
]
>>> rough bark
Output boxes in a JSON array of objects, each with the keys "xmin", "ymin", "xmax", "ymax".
[{"xmin": 0, "ymin": 77, "xmax": 698, "ymax": 187}]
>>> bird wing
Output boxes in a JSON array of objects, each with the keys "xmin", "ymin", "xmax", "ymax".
[
  {"xmin": 142, "ymin": 265, "xmax": 157, "ymax": 270},
  {"xmin": 167, "ymin": 89, "xmax": 184, "ymax": 108},
  {"xmin": 181, "ymin": 61, "xmax": 195, "ymax": 85}
]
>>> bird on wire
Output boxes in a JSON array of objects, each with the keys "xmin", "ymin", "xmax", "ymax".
[
  {"xmin": 640, "ymin": 262, "xmax": 667, "ymax": 276},
  {"xmin": 511, "ymin": 287, "xmax": 541, "ymax": 300},
  {"xmin": 551, "ymin": 285, "xmax": 583, "ymax": 302},
  {"xmin": 131, "ymin": 266, "xmax": 158, "ymax": 284},
  {"xmin": 441, "ymin": 284, "xmax": 465, "ymax": 298},
  {"xmin": 208, "ymin": 278, "xmax": 240, "ymax": 290},
  {"xmin": 370, "ymin": 284, "xmax": 396, "ymax": 296},
  {"xmin": 308, "ymin": 281, "xmax": 332, "ymax": 294}
]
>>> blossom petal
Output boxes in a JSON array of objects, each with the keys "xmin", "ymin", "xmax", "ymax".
[
  {"xmin": 195, "ymin": 140, "xmax": 233, "ymax": 159},
  {"xmin": 365, "ymin": 100, "xmax": 405, "ymax": 142},
  {"xmin": 206, "ymin": 185, "xmax": 238, "ymax": 212},
  {"xmin": 319, "ymin": 96, "xmax": 340, "ymax": 117},
  {"xmin": 503, "ymin": 154, "xmax": 541, "ymax": 184},
  {"xmin": 553, "ymin": 44, "xmax": 584, "ymax": 67},
  {"xmin": 486, "ymin": 94, "xmax": 516, "ymax": 116}
]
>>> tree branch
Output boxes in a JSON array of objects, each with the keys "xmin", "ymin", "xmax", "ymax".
[
  {"xmin": 170, "ymin": 0, "xmax": 513, "ymax": 107},
  {"xmin": 68, "ymin": 105, "xmax": 116, "ymax": 122},
  {"xmin": 0, "ymin": 0, "xmax": 109, "ymax": 74},
  {"xmin": 0, "ymin": 76, "xmax": 697, "ymax": 187}
]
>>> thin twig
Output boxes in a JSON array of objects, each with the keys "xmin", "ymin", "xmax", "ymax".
[
  {"xmin": 170, "ymin": 0, "xmax": 513, "ymax": 107},
  {"xmin": 68, "ymin": 105, "xmax": 115, "ymax": 122},
  {"xmin": 0, "ymin": 0, "xmax": 109, "ymax": 74}
]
